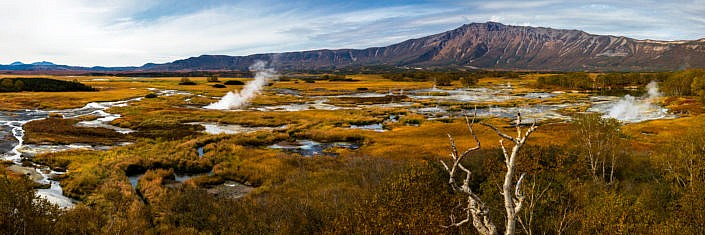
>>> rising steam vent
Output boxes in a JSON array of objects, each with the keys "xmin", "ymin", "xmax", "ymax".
[{"xmin": 204, "ymin": 61, "xmax": 278, "ymax": 110}]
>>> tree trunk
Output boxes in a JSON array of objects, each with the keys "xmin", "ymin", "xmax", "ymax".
[
  {"xmin": 504, "ymin": 145, "xmax": 521, "ymax": 235},
  {"xmin": 442, "ymin": 113, "xmax": 536, "ymax": 235}
]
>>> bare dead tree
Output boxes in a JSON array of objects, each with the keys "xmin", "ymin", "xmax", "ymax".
[
  {"xmin": 518, "ymin": 179, "xmax": 551, "ymax": 235},
  {"xmin": 554, "ymin": 199, "xmax": 577, "ymax": 235},
  {"xmin": 441, "ymin": 112, "xmax": 537, "ymax": 235},
  {"xmin": 480, "ymin": 113, "xmax": 537, "ymax": 235},
  {"xmin": 441, "ymin": 113, "xmax": 498, "ymax": 235}
]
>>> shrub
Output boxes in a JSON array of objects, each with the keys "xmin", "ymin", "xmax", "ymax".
[
  {"xmin": 224, "ymin": 80, "xmax": 245, "ymax": 85},
  {"xmin": 323, "ymin": 74, "xmax": 358, "ymax": 82},
  {"xmin": 145, "ymin": 93, "xmax": 158, "ymax": 98},
  {"xmin": 206, "ymin": 76, "xmax": 220, "ymax": 82},
  {"xmin": 460, "ymin": 76, "xmax": 478, "ymax": 87},
  {"xmin": 179, "ymin": 77, "xmax": 196, "ymax": 85},
  {"xmin": 435, "ymin": 76, "xmax": 453, "ymax": 86},
  {"xmin": 0, "ymin": 176, "xmax": 62, "ymax": 234},
  {"xmin": 212, "ymin": 84, "xmax": 226, "ymax": 88}
]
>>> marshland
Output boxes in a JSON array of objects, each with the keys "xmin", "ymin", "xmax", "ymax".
[{"xmin": 2, "ymin": 68, "xmax": 705, "ymax": 233}]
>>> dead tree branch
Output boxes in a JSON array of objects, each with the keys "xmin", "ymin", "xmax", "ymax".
[
  {"xmin": 441, "ymin": 112, "xmax": 538, "ymax": 235},
  {"xmin": 441, "ymin": 112, "xmax": 498, "ymax": 235},
  {"xmin": 480, "ymin": 113, "xmax": 537, "ymax": 235}
]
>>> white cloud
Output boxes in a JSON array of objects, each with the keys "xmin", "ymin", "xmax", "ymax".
[
  {"xmin": 0, "ymin": 1, "xmax": 703, "ymax": 66},
  {"xmin": 0, "ymin": 1, "xmax": 453, "ymax": 66},
  {"xmin": 472, "ymin": 0, "xmax": 559, "ymax": 10}
]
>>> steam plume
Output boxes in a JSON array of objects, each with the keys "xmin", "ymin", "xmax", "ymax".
[
  {"xmin": 604, "ymin": 81, "xmax": 668, "ymax": 122},
  {"xmin": 205, "ymin": 61, "xmax": 277, "ymax": 110}
]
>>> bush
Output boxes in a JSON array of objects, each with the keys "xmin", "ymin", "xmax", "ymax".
[
  {"xmin": 435, "ymin": 76, "xmax": 453, "ymax": 86},
  {"xmin": 207, "ymin": 76, "xmax": 220, "ymax": 82},
  {"xmin": 212, "ymin": 84, "xmax": 226, "ymax": 88},
  {"xmin": 460, "ymin": 76, "xmax": 478, "ymax": 87},
  {"xmin": 179, "ymin": 77, "xmax": 196, "ymax": 85},
  {"xmin": 145, "ymin": 93, "xmax": 158, "ymax": 98},
  {"xmin": 224, "ymin": 80, "xmax": 245, "ymax": 85},
  {"xmin": 0, "ymin": 176, "xmax": 62, "ymax": 234},
  {"xmin": 323, "ymin": 74, "xmax": 358, "ymax": 82}
]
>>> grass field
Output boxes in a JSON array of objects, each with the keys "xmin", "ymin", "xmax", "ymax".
[{"xmin": 3, "ymin": 73, "xmax": 705, "ymax": 233}]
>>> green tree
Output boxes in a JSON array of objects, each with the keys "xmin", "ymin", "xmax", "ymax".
[
  {"xmin": 691, "ymin": 74, "xmax": 705, "ymax": 103},
  {"xmin": 655, "ymin": 125, "xmax": 705, "ymax": 233},
  {"xmin": 1, "ymin": 79, "xmax": 14, "ymax": 89},
  {"xmin": 14, "ymin": 80, "xmax": 24, "ymax": 90},
  {"xmin": 662, "ymin": 69, "xmax": 705, "ymax": 96}
]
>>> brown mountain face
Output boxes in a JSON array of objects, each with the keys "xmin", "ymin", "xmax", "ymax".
[{"xmin": 141, "ymin": 22, "xmax": 705, "ymax": 72}]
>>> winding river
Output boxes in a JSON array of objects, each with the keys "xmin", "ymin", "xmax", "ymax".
[
  {"xmin": 0, "ymin": 89, "xmax": 190, "ymax": 208},
  {"xmin": 0, "ymin": 85, "xmax": 676, "ymax": 208}
]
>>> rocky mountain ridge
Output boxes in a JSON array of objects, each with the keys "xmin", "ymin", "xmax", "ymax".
[{"xmin": 5, "ymin": 22, "xmax": 705, "ymax": 72}]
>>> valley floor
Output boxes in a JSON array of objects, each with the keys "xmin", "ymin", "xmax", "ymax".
[{"xmin": 1, "ymin": 73, "xmax": 704, "ymax": 234}]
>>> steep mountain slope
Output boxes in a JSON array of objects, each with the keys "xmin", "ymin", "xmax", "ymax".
[
  {"xmin": 140, "ymin": 22, "xmax": 705, "ymax": 72},
  {"xmin": 4, "ymin": 22, "xmax": 704, "ymax": 72}
]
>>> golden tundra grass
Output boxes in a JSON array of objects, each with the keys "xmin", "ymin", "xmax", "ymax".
[{"xmin": 8, "ymin": 73, "xmax": 705, "ymax": 206}]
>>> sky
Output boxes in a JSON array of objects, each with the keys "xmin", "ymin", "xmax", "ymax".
[{"xmin": 1, "ymin": 0, "xmax": 704, "ymax": 67}]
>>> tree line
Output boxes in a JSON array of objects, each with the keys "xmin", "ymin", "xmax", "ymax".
[
  {"xmin": 536, "ymin": 72, "xmax": 669, "ymax": 90},
  {"xmin": 0, "ymin": 78, "xmax": 96, "ymax": 92},
  {"xmin": 535, "ymin": 70, "xmax": 705, "ymax": 100},
  {"xmin": 380, "ymin": 71, "xmax": 506, "ymax": 87}
]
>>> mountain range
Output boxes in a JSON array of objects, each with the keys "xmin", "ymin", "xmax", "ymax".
[{"xmin": 4, "ymin": 22, "xmax": 705, "ymax": 72}]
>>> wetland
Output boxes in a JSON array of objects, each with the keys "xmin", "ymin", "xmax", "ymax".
[{"xmin": 2, "ymin": 69, "xmax": 705, "ymax": 234}]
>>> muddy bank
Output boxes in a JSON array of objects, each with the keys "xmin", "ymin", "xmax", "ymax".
[
  {"xmin": 268, "ymin": 140, "xmax": 360, "ymax": 156},
  {"xmin": 6, "ymin": 164, "xmax": 44, "ymax": 182},
  {"xmin": 206, "ymin": 181, "xmax": 254, "ymax": 199}
]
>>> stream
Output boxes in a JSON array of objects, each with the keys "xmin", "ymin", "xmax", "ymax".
[
  {"xmin": 0, "ymin": 85, "xmax": 678, "ymax": 208},
  {"xmin": 0, "ymin": 89, "xmax": 187, "ymax": 208},
  {"xmin": 0, "ymin": 112, "xmax": 78, "ymax": 208}
]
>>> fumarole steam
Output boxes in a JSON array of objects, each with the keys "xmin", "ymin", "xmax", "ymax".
[{"xmin": 205, "ymin": 61, "xmax": 278, "ymax": 110}]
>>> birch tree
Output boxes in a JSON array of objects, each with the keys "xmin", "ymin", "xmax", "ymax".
[
  {"xmin": 441, "ymin": 113, "xmax": 537, "ymax": 235},
  {"xmin": 572, "ymin": 113, "xmax": 621, "ymax": 184}
]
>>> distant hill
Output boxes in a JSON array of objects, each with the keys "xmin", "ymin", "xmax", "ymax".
[
  {"xmin": 4, "ymin": 22, "xmax": 705, "ymax": 72},
  {"xmin": 30, "ymin": 61, "xmax": 56, "ymax": 66},
  {"xmin": 0, "ymin": 61, "xmax": 135, "ymax": 73}
]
